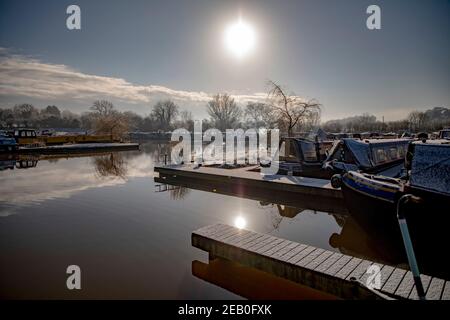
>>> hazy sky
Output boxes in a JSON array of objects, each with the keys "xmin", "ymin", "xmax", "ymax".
[{"xmin": 0, "ymin": 0, "xmax": 449, "ymax": 121}]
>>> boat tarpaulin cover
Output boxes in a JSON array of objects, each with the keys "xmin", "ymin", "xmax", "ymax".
[
  {"xmin": 296, "ymin": 140, "xmax": 318, "ymax": 162},
  {"xmin": 411, "ymin": 144, "xmax": 450, "ymax": 195},
  {"xmin": 343, "ymin": 139, "xmax": 372, "ymax": 168}
]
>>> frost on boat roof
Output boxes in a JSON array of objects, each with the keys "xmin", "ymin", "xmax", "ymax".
[
  {"xmin": 343, "ymin": 139, "xmax": 372, "ymax": 168},
  {"xmin": 410, "ymin": 143, "xmax": 450, "ymax": 195}
]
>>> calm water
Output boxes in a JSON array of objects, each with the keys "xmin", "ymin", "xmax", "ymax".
[{"xmin": 0, "ymin": 142, "xmax": 439, "ymax": 299}]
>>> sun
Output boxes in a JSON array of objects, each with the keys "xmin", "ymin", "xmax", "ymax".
[{"xmin": 224, "ymin": 18, "xmax": 256, "ymax": 59}]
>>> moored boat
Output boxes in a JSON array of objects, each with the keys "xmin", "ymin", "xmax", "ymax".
[
  {"xmin": 339, "ymin": 140, "xmax": 450, "ymax": 278},
  {"xmin": 277, "ymin": 137, "xmax": 411, "ymax": 179},
  {"xmin": 324, "ymin": 138, "xmax": 411, "ymax": 178}
]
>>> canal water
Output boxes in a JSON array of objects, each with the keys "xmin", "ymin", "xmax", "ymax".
[{"xmin": 0, "ymin": 142, "xmax": 444, "ymax": 299}]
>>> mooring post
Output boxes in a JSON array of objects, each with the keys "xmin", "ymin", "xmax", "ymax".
[{"xmin": 397, "ymin": 194, "xmax": 426, "ymax": 300}]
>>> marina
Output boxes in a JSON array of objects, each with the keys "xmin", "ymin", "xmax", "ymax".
[{"xmin": 1, "ymin": 0, "xmax": 449, "ymax": 306}]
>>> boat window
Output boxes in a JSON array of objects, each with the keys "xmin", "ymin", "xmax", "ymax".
[
  {"xmin": 280, "ymin": 141, "xmax": 286, "ymax": 156},
  {"xmin": 300, "ymin": 141, "xmax": 318, "ymax": 162},
  {"xmin": 20, "ymin": 131, "xmax": 27, "ymax": 137},
  {"xmin": 14, "ymin": 130, "xmax": 19, "ymax": 136},
  {"xmin": 374, "ymin": 148, "xmax": 387, "ymax": 163},
  {"xmin": 389, "ymin": 147, "xmax": 398, "ymax": 160},
  {"xmin": 398, "ymin": 146, "xmax": 405, "ymax": 158}
]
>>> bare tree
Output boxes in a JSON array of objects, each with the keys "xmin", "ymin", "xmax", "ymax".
[
  {"xmin": 266, "ymin": 80, "xmax": 321, "ymax": 136},
  {"xmin": 408, "ymin": 110, "xmax": 428, "ymax": 132},
  {"xmin": 207, "ymin": 93, "xmax": 241, "ymax": 131},
  {"xmin": 91, "ymin": 100, "xmax": 115, "ymax": 117},
  {"xmin": 41, "ymin": 105, "xmax": 61, "ymax": 119},
  {"xmin": 152, "ymin": 100, "xmax": 179, "ymax": 131},
  {"xmin": 245, "ymin": 102, "xmax": 276, "ymax": 128},
  {"xmin": 123, "ymin": 111, "xmax": 144, "ymax": 131},
  {"xmin": 179, "ymin": 110, "xmax": 194, "ymax": 131},
  {"xmin": 13, "ymin": 103, "xmax": 39, "ymax": 127},
  {"xmin": 90, "ymin": 100, "xmax": 129, "ymax": 138}
]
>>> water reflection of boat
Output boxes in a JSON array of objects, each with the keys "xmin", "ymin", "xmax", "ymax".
[
  {"xmin": 0, "ymin": 160, "xmax": 15, "ymax": 171},
  {"xmin": 329, "ymin": 214, "xmax": 407, "ymax": 267},
  {"xmin": 340, "ymin": 140, "xmax": 450, "ymax": 279}
]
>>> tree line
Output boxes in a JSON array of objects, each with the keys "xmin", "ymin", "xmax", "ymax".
[
  {"xmin": 322, "ymin": 108, "xmax": 450, "ymax": 134},
  {"xmin": 0, "ymin": 81, "xmax": 321, "ymax": 136},
  {"xmin": 1, "ymin": 80, "xmax": 448, "ymax": 136}
]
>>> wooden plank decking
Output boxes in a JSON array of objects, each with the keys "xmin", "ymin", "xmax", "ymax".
[
  {"xmin": 155, "ymin": 164, "xmax": 342, "ymax": 199},
  {"xmin": 192, "ymin": 223, "xmax": 450, "ymax": 300}
]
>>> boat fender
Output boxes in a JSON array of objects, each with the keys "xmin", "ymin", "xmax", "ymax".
[{"xmin": 331, "ymin": 174, "xmax": 342, "ymax": 189}]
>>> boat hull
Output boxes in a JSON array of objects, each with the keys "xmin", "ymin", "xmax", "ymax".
[{"xmin": 341, "ymin": 171, "xmax": 450, "ymax": 278}]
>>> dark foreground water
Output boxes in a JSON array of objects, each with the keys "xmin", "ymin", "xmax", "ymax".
[{"xmin": 0, "ymin": 142, "xmax": 445, "ymax": 299}]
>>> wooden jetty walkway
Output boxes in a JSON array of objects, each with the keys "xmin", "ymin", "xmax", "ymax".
[
  {"xmin": 154, "ymin": 173, "xmax": 348, "ymax": 214},
  {"xmin": 192, "ymin": 224, "xmax": 450, "ymax": 300},
  {"xmin": 155, "ymin": 164, "xmax": 342, "ymax": 200},
  {"xmin": 16, "ymin": 143, "xmax": 139, "ymax": 154}
]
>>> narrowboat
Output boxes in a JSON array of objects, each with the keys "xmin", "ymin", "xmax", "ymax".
[
  {"xmin": 277, "ymin": 137, "xmax": 334, "ymax": 179},
  {"xmin": 0, "ymin": 131, "xmax": 18, "ymax": 152},
  {"xmin": 324, "ymin": 138, "xmax": 411, "ymax": 179},
  {"xmin": 276, "ymin": 137, "xmax": 411, "ymax": 179},
  {"xmin": 339, "ymin": 140, "xmax": 450, "ymax": 257},
  {"xmin": 439, "ymin": 128, "xmax": 450, "ymax": 140}
]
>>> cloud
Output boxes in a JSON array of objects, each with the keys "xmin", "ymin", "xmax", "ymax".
[{"xmin": 0, "ymin": 49, "xmax": 266, "ymax": 116}]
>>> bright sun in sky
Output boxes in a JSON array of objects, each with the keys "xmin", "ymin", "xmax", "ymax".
[{"xmin": 224, "ymin": 18, "xmax": 256, "ymax": 59}]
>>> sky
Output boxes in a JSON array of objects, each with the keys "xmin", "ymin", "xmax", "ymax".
[{"xmin": 0, "ymin": 0, "xmax": 449, "ymax": 121}]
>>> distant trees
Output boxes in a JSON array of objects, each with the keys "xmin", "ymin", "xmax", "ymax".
[
  {"xmin": 0, "ymin": 103, "xmax": 82, "ymax": 128},
  {"xmin": 41, "ymin": 105, "xmax": 61, "ymax": 118},
  {"xmin": 323, "ymin": 114, "xmax": 382, "ymax": 133},
  {"xmin": 151, "ymin": 100, "xmax": 179, "ymax": 131},
  {"xmin": 244, "ymin": 102, "xmax": 276, "ymax": 128},
  {"xmin": 266, "ymin": 80, "xmax": 321, "ymax": 136},
  {"xmin": 90, "ymin": 100, "xmax": 129, "ymax": 137},
  {"xmin": 207, "ymin": 93, "xmax": 241, "ymax": 131},
  {"xmin": 122, "ymin": 111, "xmax": 144, "ymax": 131},
  {"xmin": 178, "ymin": 110, "xmax": 194, "ymax": 132},
  {"xmin": 13, "ymin": 104, "xmax": 39, "ymax": 127},
  {"xmin": 1, "ymin": 92, "xmax": 448, "ymax": 136},
  {"xmin": 322, "ymin": 108, "xmax": 450, "ymax": 134},
  {"xmin": 408, "ymin": 110, "xmax": 428, "ymax": 132}
]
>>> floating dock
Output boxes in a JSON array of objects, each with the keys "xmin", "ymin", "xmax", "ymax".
[
  {"xmin": 15, "ymin": 143, "xmax": 140, "ymax": 154},
  {"xmin": 155, "ymin": 164, "xmax": 342, "ymax": 200},
  {"xmin": 192, "ymin": 224, "xmax": 450, "ymax": 300},
  {"xmin": 154, "ymin": 172, "xmax": 347, "ymax": 214}
]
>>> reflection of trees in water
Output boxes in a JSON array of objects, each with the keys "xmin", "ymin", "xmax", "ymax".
[
  {"xmin": 169, "ymin": 186, "xmax": 191, "ymax": 200},
  {"xmin": 139, "ymin": 142, "xmax": 172, "ymax": 163},
  {"xmin": 93, "ymin": 153, "xmax": 127, "ymax": 179}
]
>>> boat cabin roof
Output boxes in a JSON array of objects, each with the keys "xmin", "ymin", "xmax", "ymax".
[{"xmin": 409, "ymin": 142, "xmax": 450, "ymax": 195}]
